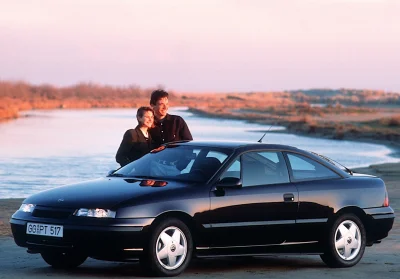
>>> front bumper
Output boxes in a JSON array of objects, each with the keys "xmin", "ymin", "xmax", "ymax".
[{"xmin": 10, "ymin": 214, "xmax": 155, "ymax": 260}]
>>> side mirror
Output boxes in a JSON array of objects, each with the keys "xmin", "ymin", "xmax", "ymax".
[{"xmin": 216, "ymin": 177, "xmax": 242, "ymax": 189}]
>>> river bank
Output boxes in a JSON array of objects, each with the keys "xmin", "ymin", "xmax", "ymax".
[
  {"xmin": 187, "ymin": 107, "xmax": 400, "ymax": 149},
  {"xmin": 2, "ymin": 82, "xmax": 400, "ymax": 142}
]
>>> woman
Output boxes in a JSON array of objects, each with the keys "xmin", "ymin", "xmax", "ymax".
[{"xmin": 115, "ymin": 106, "xmax": 155, "ymax": 167}]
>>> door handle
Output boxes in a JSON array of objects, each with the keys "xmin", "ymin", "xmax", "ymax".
[{"xmin": 283, "ymin": 193, "xmax": 295, "ymax": 202}]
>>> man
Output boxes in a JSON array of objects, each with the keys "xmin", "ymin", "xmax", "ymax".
[{"xmin": 149, "ymin": 89, "xmax": 193, "ymax": 147}]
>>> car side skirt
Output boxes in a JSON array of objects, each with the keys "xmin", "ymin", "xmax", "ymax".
[{"xmin": 195, "ymin": 241, "xmax": 323, "ymax": 257}]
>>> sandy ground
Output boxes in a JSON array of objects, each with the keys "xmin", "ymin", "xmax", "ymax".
[{"xmin": 0, "ymin": 162, "xmax": 399, "ymax": 278}]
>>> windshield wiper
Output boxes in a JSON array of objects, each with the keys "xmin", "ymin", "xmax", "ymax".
[
  {"xmin": 132, "ymin": 175, "xmax": 159, "ymax": 179},
  {"xmin": 108, "ymin": 173, "xmax": 126, "ymax": 177}
]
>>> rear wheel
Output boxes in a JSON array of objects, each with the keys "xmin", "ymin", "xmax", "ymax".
[
  {"xmin": 320, "ymin": 213, "xmax": 366, "ymax": 268},
  {"xmin": 41, "ymin": 251, "xmax": 87, "ymax": 269},
  {"xmin": 143, "ymin": 218, "xmax": 193, "ymax": 277}
]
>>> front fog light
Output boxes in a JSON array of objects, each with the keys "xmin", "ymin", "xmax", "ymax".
[
  {"xmin": 19, "ymin": 203, "xmax": 35, "ymax": 213},
  {"xmin": 75, "ymin": 208, "xmax": 116, "ymax": 218}
]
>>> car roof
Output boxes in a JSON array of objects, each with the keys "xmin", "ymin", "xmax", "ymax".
[
  {"xmin": 170, "ymin": 140, "xmax": 301, "ymax": 152},
  {"xmin": 171, "ymin": 140, "xmax": 349, "ymax": 177}
]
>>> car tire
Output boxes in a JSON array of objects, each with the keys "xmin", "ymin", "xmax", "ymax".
[
  {"xmin": 41, "ymin": 251, "xmax": 87, "ymax": 269},
  {"xmin": 320, "ymin": 213, "xmax": 366, "ymax": 268},
  {"xmin": 144, "ymin": 218, "xmax": 193, "ymax": 277}
]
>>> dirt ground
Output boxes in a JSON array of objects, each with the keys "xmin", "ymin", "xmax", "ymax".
[
  {"xmin": 0, "ymin": 237, "xmax": 398, "ymax": 279},
  {"xmin": 0, "ymin": 162, "xmax": 398, "ymax": 278}
]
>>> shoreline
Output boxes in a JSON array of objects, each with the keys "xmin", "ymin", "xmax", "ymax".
[
  {"xmin": 187, "ymin": 107, "xmax": 400, "ymax": 162},
  {"xmin": 269, "ymin": 129, "xmax": 400, "ymax": 163},
  {"xmin": 3, "ymin": 107, "xmax": 400, "ymax": 169},
  {"xmin": 2, "ymin": 106, "xmax": 400, "ymax": 170},
  {"xmin": 4, "ymin": 106, "xmax": 400, "ymax": 155}
]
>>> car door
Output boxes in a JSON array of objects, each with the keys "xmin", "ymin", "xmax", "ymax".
[
  {"xmin": 283, "ymin": 152, "xmax": 343, "ymax": 243},
  {"xmin": 207, "ymin": 150, "xmax": 298, "ymax": 248}
]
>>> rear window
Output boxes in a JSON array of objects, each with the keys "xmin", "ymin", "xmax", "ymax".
[{"xmin": 286, "ymin": 153, "xmax": 341, "ymax": 181}]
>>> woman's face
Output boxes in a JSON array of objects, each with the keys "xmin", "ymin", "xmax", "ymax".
[{"xmin": 138, "ymin": 111, "xmax": 154, "ymax": 128}]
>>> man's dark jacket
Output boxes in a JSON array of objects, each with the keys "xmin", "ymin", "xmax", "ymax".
[
  {"xmin": 115, "ymin": 126, "xmax": 154, "ymax": 167},
  {"xmin": 150, "ymin": 114, "xmax": 193, "ymax": 146}
]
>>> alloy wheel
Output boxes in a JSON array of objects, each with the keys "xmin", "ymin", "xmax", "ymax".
[
  {"xmin": 155, "ymin": 226, "xmax": 188, "ymax": 270},
  {"xmin": 334, "ymin": 220, "xmax": 362, "ymax": 261}
]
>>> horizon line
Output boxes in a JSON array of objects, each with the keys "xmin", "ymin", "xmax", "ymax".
[{"xmin": 1, "ymin": 79, "xmax": 398, "ymax": 94}]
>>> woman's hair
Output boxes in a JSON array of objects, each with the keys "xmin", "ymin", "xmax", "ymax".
[{"xmin": 136, "ymin": 106, "xmax": 154, "ymax": 118}]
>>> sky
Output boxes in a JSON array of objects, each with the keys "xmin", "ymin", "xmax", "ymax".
[{"xmin": 0, "ymin": 0, "xmax": 399, "ymax": 93}]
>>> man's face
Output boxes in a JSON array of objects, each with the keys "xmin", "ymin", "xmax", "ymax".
[{"xmin": 153, "ymin": 97, "xmax": 169, "ymax": 119}]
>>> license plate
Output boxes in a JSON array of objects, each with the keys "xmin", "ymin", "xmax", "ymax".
[{"xmin": 26, "ymin": 222, "xmax": 63, "ymax": 238}]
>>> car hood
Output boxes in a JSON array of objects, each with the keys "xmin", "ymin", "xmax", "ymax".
[{"xmin": 23, "ymin": 177, "xmax": 191, "ymax": 209}]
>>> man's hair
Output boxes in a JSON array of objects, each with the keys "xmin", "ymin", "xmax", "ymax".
[
  {"xmin": 136, "ymin": 106, "xmax": 154, "ymax": 118},
  {"xmin": 150, "ymin": 89, "xmax": 169, "ymax": 106}
]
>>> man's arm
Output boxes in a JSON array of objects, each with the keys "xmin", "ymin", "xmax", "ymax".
[
  {"xmin": 149, "ymin": 126, "xmax": 163, "ymax": 147},
  {"xmin": 179, "ymin": 117, "xmax": 193, "ymax": 140},
  {"xmin": 115, "ymin": 130, "xmax": 136, "ymax": 167}
]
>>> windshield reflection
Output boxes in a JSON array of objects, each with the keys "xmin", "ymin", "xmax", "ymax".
[{"xmin": 113, "ymin": 144, "xmax": 232, "ymax": 182}]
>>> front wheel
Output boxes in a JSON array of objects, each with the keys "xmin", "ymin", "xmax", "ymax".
[
  {"xmin": 41, "ymin": 251, "xmax": 87, "ymax": 269},
  {"xmin": 320, "ymin": 213, "xmax": 366, "ymax": 268},
  {"xmin": 144, "ymin": 218, "xmax": 193, "ymax": 277}
]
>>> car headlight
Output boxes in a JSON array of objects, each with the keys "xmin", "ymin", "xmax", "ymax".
[
  {"xmin": 19, "ymin": 203, "xmax": 35, "ymax": 213},
  {"xmin": 74, "ymin": 208, "xmax": 116, "ymax": 218}
]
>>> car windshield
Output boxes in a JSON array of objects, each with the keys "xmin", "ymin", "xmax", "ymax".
[{"xmin": 111, "ymin": 144, "xmax": 233, "ymax": 182}]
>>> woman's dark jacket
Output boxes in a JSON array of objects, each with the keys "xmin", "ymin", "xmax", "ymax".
[{"xmin": 115, "ymin": 126, "xmax": 154, "ymax": 167}]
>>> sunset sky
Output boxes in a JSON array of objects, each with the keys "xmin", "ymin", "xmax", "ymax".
[{"xmin": 0, "ymin": 0, "xmax": 399, "ymax": 92}]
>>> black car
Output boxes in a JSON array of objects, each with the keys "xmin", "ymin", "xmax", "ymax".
[{"xmin": 10, "ymin": 141, "xmax": 395, "ymax": 277}]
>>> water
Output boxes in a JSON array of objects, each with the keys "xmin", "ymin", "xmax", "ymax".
[{"xmin": 0, "ymin": 107, "xmax": 398, "ymax": 199}]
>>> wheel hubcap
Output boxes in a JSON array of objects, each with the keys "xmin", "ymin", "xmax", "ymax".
[
  {"xmin": 334, "ymin": 220, "xmax": 362, "ymax": 261},
  {"xmin": 156, "ymin": 226, "xmax": 187, "ymax": 270}
]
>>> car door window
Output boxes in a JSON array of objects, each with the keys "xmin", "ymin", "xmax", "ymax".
[
  {"xmin": 242, "ymin": 151, "xmax": 290, "ymax": 187},
  {"xmin": 286, "ymin": 153, "xmax": 341, "ymax": 181}
]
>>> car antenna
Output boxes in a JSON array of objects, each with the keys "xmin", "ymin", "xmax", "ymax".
[
  {"xmin": 257, "ymin": 124, "xmax": 273, "ymax": 143},
  {"xmin": 258, "ymin": 117, "xmax": 280, "ymax": 143},
  {"xmin": 257, "ymin": 132, "xmax": 267, "ymax": 143}
]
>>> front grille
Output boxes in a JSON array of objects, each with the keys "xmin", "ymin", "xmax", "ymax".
[{"xmin": 32, "ymin": 206, "xmax": 75, "ymax": 219}]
